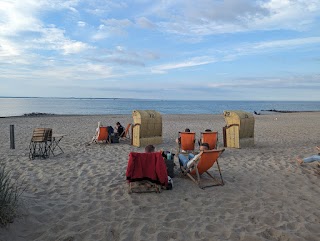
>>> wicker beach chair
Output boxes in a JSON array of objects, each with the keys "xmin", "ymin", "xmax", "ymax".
[
  {"xmin": 199, "ymin": 131, "xmax": 218, "ymax": 150},
  {"xmin": 29, "ymin": 128, "xmax": 52, "ymax": 159},
  {"xmin": 180, "ymin": 149, "xmax": 225, "ymax": 189},
  {"xmin": 178, "ymin": 132, "xmax": 196, "ymax": 153}
]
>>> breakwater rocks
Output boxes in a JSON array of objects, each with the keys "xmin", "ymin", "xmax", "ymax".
[
  {"xmin": 261, "ymin": 109, "xmax": 317, "ymax": 113},
  {"xmin": 253, "ymin": 109, "xmax": 319, "ymax": 115},
  {"xmin": 23, "ymin": 112, "xmax": 55, "ymax": 117}
]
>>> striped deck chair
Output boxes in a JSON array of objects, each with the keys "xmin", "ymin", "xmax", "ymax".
[
  {"xmin": 120, "ymin": 123, "xmax": 131, "ymax": 140},
  {"xmin": 180, "ymin": 149, "xmax": 225, "ymax": 189},
  {"xmin": 199, "ymin": 131, "xmax": 218, "ymax": 149},
  {"xmin": 178, "ymin": 132, "xmax": 196, "ymax": 153},
  {"xmin": 92, "ymin": 127, "xmax": 109, "ymax": 144}
]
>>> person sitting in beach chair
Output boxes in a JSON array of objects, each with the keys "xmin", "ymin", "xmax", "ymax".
[
  {"xmin": 179, "ymin": 143, "xmax": 225, "ymax": 189},
  {"xmin": 176, "ymin": 128, "xmax": 190, "ymax": 145},
  {"xmin": 297, "ymin": 146, "xmax": 320, "ymax": 165},
  {"xmin": 115, "ymin": 122, "xmax": 124, "ymax": 137},
  {"xmin": 177, "ymin": 129, "xmax": 195, "ymax": 153},
  {"xmin": 179, "ymin": 143, "xmax": 209, "ymax": 169},
  {"xmin": 126, "ymin": 150, "xmax": 168, "ymax": 193},
  {"xmin": 198, "ymin": 130, "xmax": 218, "ymax": 150},
  {"xmin": 145, "ymin": 144, "xmax": 155, "ymax": 153},
  {"xmin": 91, "ymin": 122, "xmax": 110, "ymax": 143},
  {"xmin": 120, "ymin": 123, "xmax": 132, "ymax": 140}
]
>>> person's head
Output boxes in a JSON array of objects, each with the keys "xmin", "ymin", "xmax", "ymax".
[
  {"xmin": 205, "ymin": 129, "xmax": 212, "ymax": 132},
  {"xmin": 116, "ymin": 122, "xmax": 121, "ymax": 126},
  {"xmin": 145, "ymin": 145, "xmax": 155, "ymax": 153},
  {"xmin": 184, "ymin": 128, "xmax": 190, "ymax": 132},
  {"xmin": 200, "ymin": 142, "xmax": 209, "ymax": 151}
]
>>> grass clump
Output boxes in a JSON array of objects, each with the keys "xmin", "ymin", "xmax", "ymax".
[{"xmin": 0, "ymin": 164, "xmax": 23, "ymax": 226}]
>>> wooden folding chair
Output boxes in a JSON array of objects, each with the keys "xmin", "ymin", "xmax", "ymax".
[
  {"xmin": 199, "ymin": 131, "xmax": 218, "ymax": 149},
  {"xmin": 120, "ymin": 123, "xmax": 131, "ymax": 140},
  {"xmin": 178, "ymin": 132, "xmax": 196, "ymax": 153},
  {"xmin": 180, "ymin": 149, "xmax": 225, "ymax": 189},
  {"xmin": 92, "ymin": 127, "xmax": 110, "ymax": 144},
  {"xmin": 29, "ymin": 128, "xmax": 52, "ymax": 159}
]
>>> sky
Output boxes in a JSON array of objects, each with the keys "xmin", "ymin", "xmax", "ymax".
[{"xmin": 0, "ymin": 0, "xmax": 320, "ymax": 100}]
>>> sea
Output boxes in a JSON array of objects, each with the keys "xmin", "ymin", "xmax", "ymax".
[{"xmin": 0, "ymin": 98, "xmax": 319, "ymax": 117}]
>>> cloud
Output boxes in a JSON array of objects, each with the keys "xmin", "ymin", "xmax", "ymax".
[
  {"xmin": 135, "ymin": 17, "xmax": 156, "ymax": 29},
  {"xmin": 86, "ymin": 45, "xmax": 159, "ymax": 67},
  {"xmin": 151, "ymin": 56, "xmax": 216, "ymax": 73},
  {"xmin": 251, "ymin": 37, "xmax": 320, "ymax": 50},
  {"xmin": 228, "ymin": 36, "xmax": 320, "ymax": 60},
  {"xmin": 77, "ymin": 21, "xmax": 87, "ymax": 27},
  {"xmin": 0, "ymin": 0, "xmax": 42, "ymax": 36},
  {"xmin": 31, "ymin": 27, "xmax": 93, "ymax": 55},
  {"xmin": 93, "ymin": 18, "xmax": 133, "ymax": 40},
  {"xmin": 0, "ymin": 38, "xmax": 21, "ymax": 57},
  {"xmin": 0, "ymin": 1, "xmax": 94, "ymax": 60},
  {"xmin": 0, "ymin": 61, "xmax": 117, "ymax": 83},
  {"xmin": 85, "ymin": 1, "xmax": 128, "ymax": 16},
  {"xmin": 144, "ymin": 0, "xmax": 320, "ymax": 36},
  {"xmin": 207, "ymin": 74, "xmax": 320, "ymax": 89}
]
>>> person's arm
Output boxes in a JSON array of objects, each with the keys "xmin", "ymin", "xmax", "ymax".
[{"xmin": 186, "ymin": 153, "xmax": 201, "ymax": 168}]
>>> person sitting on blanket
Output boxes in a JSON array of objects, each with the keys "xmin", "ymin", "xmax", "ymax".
[
  {"xmin": 178, "ymin": 142, "xmax": 209, "ymax": 169},
  {"xmin": 297, "ymin": 146, "xmax": 320, "ymax": 165}
]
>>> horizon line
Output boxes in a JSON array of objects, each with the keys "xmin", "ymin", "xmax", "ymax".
[{"xmin": 0, "ymin": 96, "xmax": 320, "ymax": 102}]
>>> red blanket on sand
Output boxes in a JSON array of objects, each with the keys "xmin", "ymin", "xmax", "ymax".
[{"xmin": 126, "ymin": 152, "xmax": 168, "ymax": 186}]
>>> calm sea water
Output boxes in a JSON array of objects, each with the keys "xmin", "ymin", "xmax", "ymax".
[{"xmin": 0, "ymin": 98, "xmax": 319, "ymax": 117}]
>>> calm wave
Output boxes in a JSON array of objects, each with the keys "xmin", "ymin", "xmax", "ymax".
[{"xmin": 0, "ymin": 98, "xmax": 319, "ymax": 117}]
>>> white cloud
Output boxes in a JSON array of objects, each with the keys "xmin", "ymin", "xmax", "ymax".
[
  {"xmin": 0, "ymin": 1, "xmax": 93, "ymax": 58},
  {"xmin": 0, "ymin": 61, "xmax": 117, "ymax": 84},
  {"xmin": 135, "ymin": 17, "xmax": 156, "ymax": 29},
  {"xmin": 151, "ymin": 56, "xmax": 216, "ymax": 73},
  {"xmin": 85, "ymin": 1, "xmax": 128, "ymax": 16},
  {"xmin": 0, "ymin": 0, "xmax": 42, "ymax": 36},
  {"xmin": 77, "ymin": 21, "xmax": 87, "ymax": 27},
  {"xmin": 252, "ymin": 37, "xmax": 320, "ymax": 50},
  {"xmin": 231, "ymin": 37, "xmax": 320, "ymax": 58},
  {"xmin": 0, "ymin": 38, "xmax": 21, "ymax": 57},
  {"xmin": 62, "ymin": 41, "xmax": 91, "ymax": 55},
  {"xmin": 93, "ymin": 18, "xmax": 133, "ymax": 40},
  {"xmin": 31, "ymin": 27, "xmax": 93, "ymax": 55},
  {"xmin": 144, "ymin": 0, "xmax": 320, "ymax": 36},
  {"xmin": 101, "ymin": 18, "xmax": 132, "ymax": 27},
  {"xmin": 149, "ymin": 36, "xmax": 320, "ymax": 74},
  {"xmin": 207, "ymin": 74, "xmax": 320, "ymax": 89}
]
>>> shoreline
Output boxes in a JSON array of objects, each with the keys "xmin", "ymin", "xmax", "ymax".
[{"xmin": 1, "ymin": 110, "xmax": 320, "ymax": 118}]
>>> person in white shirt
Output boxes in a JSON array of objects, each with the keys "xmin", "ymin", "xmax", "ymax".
[{"xmin": 178, "ymin": 143, "xmax": 209, "ymax": 169}]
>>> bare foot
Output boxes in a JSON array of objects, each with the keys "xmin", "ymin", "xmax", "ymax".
[{"xmin": 296, "ymin": 158, "xmax": 304, "ymax": 165}]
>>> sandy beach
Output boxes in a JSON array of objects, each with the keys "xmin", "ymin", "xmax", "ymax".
[{"xmin": 0, "ymin": 112, "xmax": 319, "ymax": 241}]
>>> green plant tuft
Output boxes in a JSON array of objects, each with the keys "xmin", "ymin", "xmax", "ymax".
[{"xmin": 0, "ymin": 164, "xmax": 23, "ymax": 226}]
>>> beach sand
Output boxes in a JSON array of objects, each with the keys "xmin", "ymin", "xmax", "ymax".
[{"xmin": 0, "ymin": 113, "xmax": 319, "ymax": 241}]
